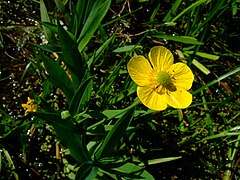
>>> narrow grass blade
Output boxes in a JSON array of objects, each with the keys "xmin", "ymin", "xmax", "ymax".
[
  {"xmin": 201, "ymin": 132, "xmax": 240, "ymax": 141},
  {"xmin": 190, "ymin": 0, "xmax": 226, "ymax": 36},
  {"xmin": 97, "ymin": 60, "xmax": 122, "ymax": 95},
  {"xmin": 163, "ymin": 0, "xmax": 182, "ymax": 22},
  {"xmin": 193, "ymin": 66, "xmax": 240, "ymax": 95},
  {"xmin": 42, "ymin": 79, "xmax": 54, "ymax": 98},
  {"xmin": 152, "ymin": 33, "xmax": 204, "ymax": 45},
  {"xmin": 171, "ymin": 0, "xmax": 209, "ymax": 22},
  {"xmin": 20, "ymin": 61, "xmax": 33, "ymax": 83},
  {"xmin": 139, "ymin": 156, "xmax": 182, "ymax": 166},
  {"xmin": 87, "ymin": 34, "xmax": 116, "ymax": 68},
  {"xmin": 192, "ymin": 59, "xmax": 210, "ymax": 75},
  {"xmin": 223, "ymin": 135, "xmax": 240, "ymax": 180},
  {"xmin": 113, "ymin": 45, "xmax": 142, "ymax": 53},
  {"xmin": 185, "ymin": 51, "xmax": 219, "ymax": 60},
  {"xmin": 150, "ymin": 2, "xmax": 161, "ymax": 21},
  {"xmin": 102, "ymin": 7, "xmax": 142, "ymax": 27}
]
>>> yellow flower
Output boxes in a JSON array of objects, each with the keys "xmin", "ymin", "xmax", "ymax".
[
  {"xmin": 21, "ymin": 97, "xmax": 38, "ymax": 114},
  {"xmin": 127, "ymin": 46, "xmax": 194, "ymax": 111}
]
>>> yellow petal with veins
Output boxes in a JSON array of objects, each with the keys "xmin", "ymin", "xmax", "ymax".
[
  {"xmin": 165, "ymin": 88, "xmax": 192, "ymax": 108},
  {"xmin": 127, "ymin": 55, "xmax": 153, "ymax": 86},
  {"xmin": 137, "ymin": 86, "xmax": 168, "ymax": 111},
  {"xmin": 148, "ymin": 46, "xmax": 174, "ymax": 71},
  {"xmin": 167, "ymin": 63, "xmax": 194, "ymax": 90}
]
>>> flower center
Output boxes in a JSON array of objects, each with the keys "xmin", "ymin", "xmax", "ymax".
[{"xmin": 157, "ymin": 71, "xmax": 171, "ymax": 86}]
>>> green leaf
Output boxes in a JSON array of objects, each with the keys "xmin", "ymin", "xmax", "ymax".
[
  {"xmin": 102, "ymin": 98, "xmax": 140, "ymax": 120},
  {"xmin": 113, "ymin": 45, "xmax": 142, "ymax": 53},
  {"xmin": 69, "ymin": 0, "xmax": 87, "ymax": 36},
  {"xmin": 152, "ymin": 33, "xmax": 204, "ymax": 45},
  {"xmin": 39, "ymin": 51, "xmax": 74, "ymax": 103},
  {"xmin": 109, "ymin": 78, "xmax": 137, "ymax": 104},
  {"xmin": 20, "ymin": 58, "xmax": 43, "ymax": 84},
  {"xmin": 201, "ymin": 132, "xmax": 240, "ymax": 141},
  {"xmin": 163, "ymin": 0, "xmax": 182, "ymax": 22},
  {"xmin": 42, "ymin": 79, "xmax": 54, "ymax": 98},
  {"xmin": 77, "ymin": 0, "xmax": 111, "ymax": 52},
  {"xmin": 97, "ymin": 60, "xmax": 122, "ymax": 95},
  {"xmin": 112, "ymin": 163, "xmax": 154, "ymax": 180},
  {"xmin": 31, "ymin": 43, "xmax": 62, "ymax": 53},
  {"xmin": 37, "ymin": 20, "xmax": 58, "ymax": 33},
  {"xmin": 0, "ymin": 113, "xmax": 35, "ymax": 139},
  {"xmin": 150, "ymin": 2, "xmax": 161, "ymax": 21},
  {"xmin": 138, "ymin": 156, "xmax": 182, "ymax": 166},
  {"xmin": 69, "ymin": 77, "xmax": 93, "ymax": 116},
  {"xmin": 95, "ymin": 107, "xmax": 135, "ymax": 159},
  {"xmin": 102, "ymin": 7, "xmax": 142, "ymax": 27},
  {"xmin": 40, "ymin": 0, "xmax": 56, "ymax": 43},
  {"xmin": 171, "ymin": 0, "xmax": 209, "ymax": 22},
  {"xmin": 33, "ymin": 112, "xmax": 90, "ymax": 164},
  {"xmin": 193, "ymin": 66, "xmax": 240, "ymax": 95},
  {"xmin": 192, "ymin": 59, "xmax": 210, "ymax": 75},
  {"xmin": 75, "ymin": 164, "xmax": 98, "ymax": 180},
  {"xmin": 2, "ymin": 148, "xmax": 19, "ymax": 180},
  {"xmin": 58, "ymin": 25, "xmax": 87, "ymax": 88},
  {"xmin": 190, "ymin": 0, "xmax": 225, "ymax": 36},
  {"xmin": 232, "ymin": 2, "xmax": 238, "ymax": 16},
  {"xmin": 87, "ymin": 34, "xmax": 116, "ymax": 68},
  {"xmin": 54, "ymin": 0, "xmax": 70, "ymax": 25},
  {"xmin": 185, "ymin": 51, "xmax": 219, "ymax": 60}
]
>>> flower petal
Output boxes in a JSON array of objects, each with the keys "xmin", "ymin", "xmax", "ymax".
[
  {"xmin": 32, "ymin": 104, "xmax": 38, "ymax": 112},
  {"xmin": 27, "ymin": 97, "xmax": 33, "ymax": 103},
  {"xmin": 148, "ymin": 46, "xmax": 174, "ymax": 71},
  {"xmin": 137, "ymin": 86, "xmax": 168, "ymax": 111},
  {"xmin": 167, "ymin": 63, "xmax": 194, "ymax": 90},
  {"xmin": 165, "ymin": 88, "xmax": 192, "ymax": 108},
  {"xmin": 21, "ymin": 104, "xmax": 28, "ymax": 108},
  {"xmin": 127, "ymin": 55, "xmax": 153, "ymax": 86}
]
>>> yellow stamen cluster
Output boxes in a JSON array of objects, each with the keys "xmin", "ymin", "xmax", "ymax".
[{"xmin": 157, "ymin": 71, "xmax": 171, "ymax": 86}]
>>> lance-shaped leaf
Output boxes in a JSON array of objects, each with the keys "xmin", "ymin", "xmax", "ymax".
[
  {"xmin": 75, "ymin": 163, "xmax": 98, "ymax": 180},
  {"xmin": 58, "ymin": 25, "xmax": 87, "ymax": 88},
  {"xmin": 111, "ymin": 163, "xmax": 154, "ymax": 180},
  {"xmin": 40, "ymin": 0, "xmax": 56, "ymax": 44},
  {"xmin": 69, "ymin": 76, "xmax": 93, "ymax": 116},
  {"xmin": 40, "ymin": 51, "xmax": 74, "ymax": 103},
  {"xmin": 33, "ymin": 112, "xmax": 90, "ymax": 164},
  {"xmin": 77, "ymin": 0, "xmax": 111, "ymax": 52}
]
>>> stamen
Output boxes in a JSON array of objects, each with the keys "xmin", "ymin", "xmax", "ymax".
[{"xmin": 157, "ymin": 71, "xmax": 171, "ymax": 86}]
